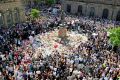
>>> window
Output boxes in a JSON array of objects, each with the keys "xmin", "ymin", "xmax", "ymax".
[
  {"xmin": 66, "ymin": 4, "xmax": 71, "ymax": 13},
  {"xmin": 78, "ymin": 5, "xmax": 83, "ymax": 16},
  {"xmin": 0, "ymin": 11, "xmax": 4, "ymax": 27},
  {"xmin": 14, "ymin": 8, "xmax": 20, "ymax": 23},
  {"xmin": 102, "ymin": 9, "xmax": 109, "ymax": 19},
  {"xmin": 89, "ymin": 7, "xmax": 95, "ymax": 17},
  {"xmin": 6, "ymin": 9, "xmax": 13, "ymax": 27},
  {"xmin": 116, "ymin": 10, "xmax": 120, "ymax": 21}
]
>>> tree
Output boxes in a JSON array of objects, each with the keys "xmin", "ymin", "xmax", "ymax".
[
  {"xmin": 30, "ymin": 9, "xmax": 40, "ymax": 20},
  {"xmin": 109, "ymin": 27, "xmax": 120, "ymax": 47},
  {"xmin": 108, "ymin": 27, "xmax": 120, "ymax": 54},
  {"xmin": 32, "ymin": 0, "xmax": 42, "ymax": 9},
  {"xmin": 34, "ymin": 0, "xmax": 42, "ymax": 3},
  {"xmin": 45, "ymin": 0, "xmax": 56, "ymax": 6}
]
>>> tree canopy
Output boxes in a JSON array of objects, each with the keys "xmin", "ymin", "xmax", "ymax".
[
  {"xmin": 109, "ymin": 27, "xmax": 120, "ymax": 47},
  {"xmin": 30, "ymin": 9, "xmax": 40, "ymax": 19},
  {"xmin": 34, "ymin": 0, "xmax": 42, "ymax": 3},
  {"xmin": 45, "ymin": 0, "xmax": 56, "ymax": 5},
  {"xmin": 32, "ymin": 0, "xmax": 56, "ymax": 6}
]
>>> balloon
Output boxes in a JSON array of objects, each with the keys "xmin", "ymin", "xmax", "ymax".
[{"xmin": 54, "ymin": 44, "xmax": 58, "ymax": 48}]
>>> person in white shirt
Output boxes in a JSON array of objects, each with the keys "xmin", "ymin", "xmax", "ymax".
[{"xmin": 29, "ymin": 35, "xmax": 34, "ymax": 44}]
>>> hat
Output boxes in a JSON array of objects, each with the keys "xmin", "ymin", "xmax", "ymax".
[{"xmin": 36, "ymin": 71, "xmax": 41, "ymax": 74}]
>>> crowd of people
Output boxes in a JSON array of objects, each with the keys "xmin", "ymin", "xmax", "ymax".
[{"xmin": 0, "ymin": 7, "xmax": 120, "ymax": 80}]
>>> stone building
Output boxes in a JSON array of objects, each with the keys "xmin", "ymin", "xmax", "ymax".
[
  {"xmin": 62, "ymin": 0, "xmax": 120, "ymax": 21},
  {"xmin": 0, "ymin": 0, "xmax": 26, "ymax": 27}
]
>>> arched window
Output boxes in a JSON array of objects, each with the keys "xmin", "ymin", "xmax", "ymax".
[
  {"xmin": 89, "ymin": 7, "xmax": 95, "ymax": 17},
  {"xmin": 6, "ymin": 9, "xmax": 13, "ymax": 27},
  {"xmin": 116, "ymin": 10, "xmax": 120, "ymax": 21},
  {"xmin": 14, "ymin": 8, "xmax": 20, "ymax": 23},
  {"xmin": 102, "ymin": 9, "xmax": 109, "ymax": 19},
  {"xmin": 78, "ymin": 5, "xmax": 82, "ymax": 16},
  {"xmin": 0, "ymin": 11, "xmax": 4, "ymax": 27},
  {"xmin": 66, "ymin": 4, "xmax": 71, "ymax": 13}
]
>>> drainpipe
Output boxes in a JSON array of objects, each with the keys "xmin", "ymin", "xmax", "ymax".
[
  {"xmin": 85, "ymin": 2, "xmax": 88, "ymax": 17},
  {"xmin": 111, "ymin": 0, "xmax": 116, "ymax": 20}
]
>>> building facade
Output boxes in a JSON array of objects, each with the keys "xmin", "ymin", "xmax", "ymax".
[
  {"xmin": 0, "ymin": 0, "xmax": 26, "ymax": 27},
  {"xmin": 62, "ymin": 0, "xmax": 120, "ymax": 21}
]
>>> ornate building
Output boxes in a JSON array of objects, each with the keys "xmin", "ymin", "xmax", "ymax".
[
  {"xmin": 62, "ymin": 0, "xmax": 120, "ymax": 21},
  {"xmin": 0, "ymin": 0, "xmax": 26, "ymax": 27}
]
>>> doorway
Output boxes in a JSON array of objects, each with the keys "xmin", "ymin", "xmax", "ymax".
[{"xmin": 102, "ymin": 9, "xmax": 109, "ymax": 19}]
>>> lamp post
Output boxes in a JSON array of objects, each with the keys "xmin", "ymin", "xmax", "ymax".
[
  {"xmin": 61, "ymin": 10, "xmax": 65, "ymax": 24},
  {"xmin": 58, "ymin": 9, "xmax": 67, "ymax": 39}
]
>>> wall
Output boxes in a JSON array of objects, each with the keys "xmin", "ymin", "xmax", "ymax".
[
  {"xmin": 63, "ymin": 0, "xmax": 120, "ymax": 21},
  {"xmin": 0, "ymin": 0, "xmax": 26, "ymax": 27}
]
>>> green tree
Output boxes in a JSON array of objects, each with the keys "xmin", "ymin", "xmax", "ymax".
[
  {"xmin": 30, "ymin": 9, "xmax": 40, "ymax": 20},
  {"xmin": 109, "ymin": 27, "xmax": 120, "ymax": 47},
  {"xmin": 45, "ymin": 0, "xmax": 56, "ymax": 6},
  {"xmin": 33, "ymin": 0, "xmax": 42, "ymax": 9},
  {"xmin": 34, "ymin": 0, "xmax": 43, "ymax": 4},
  {"xmin": 34, "ymin": 0, "xmax": 42, "ymax": 2}
]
